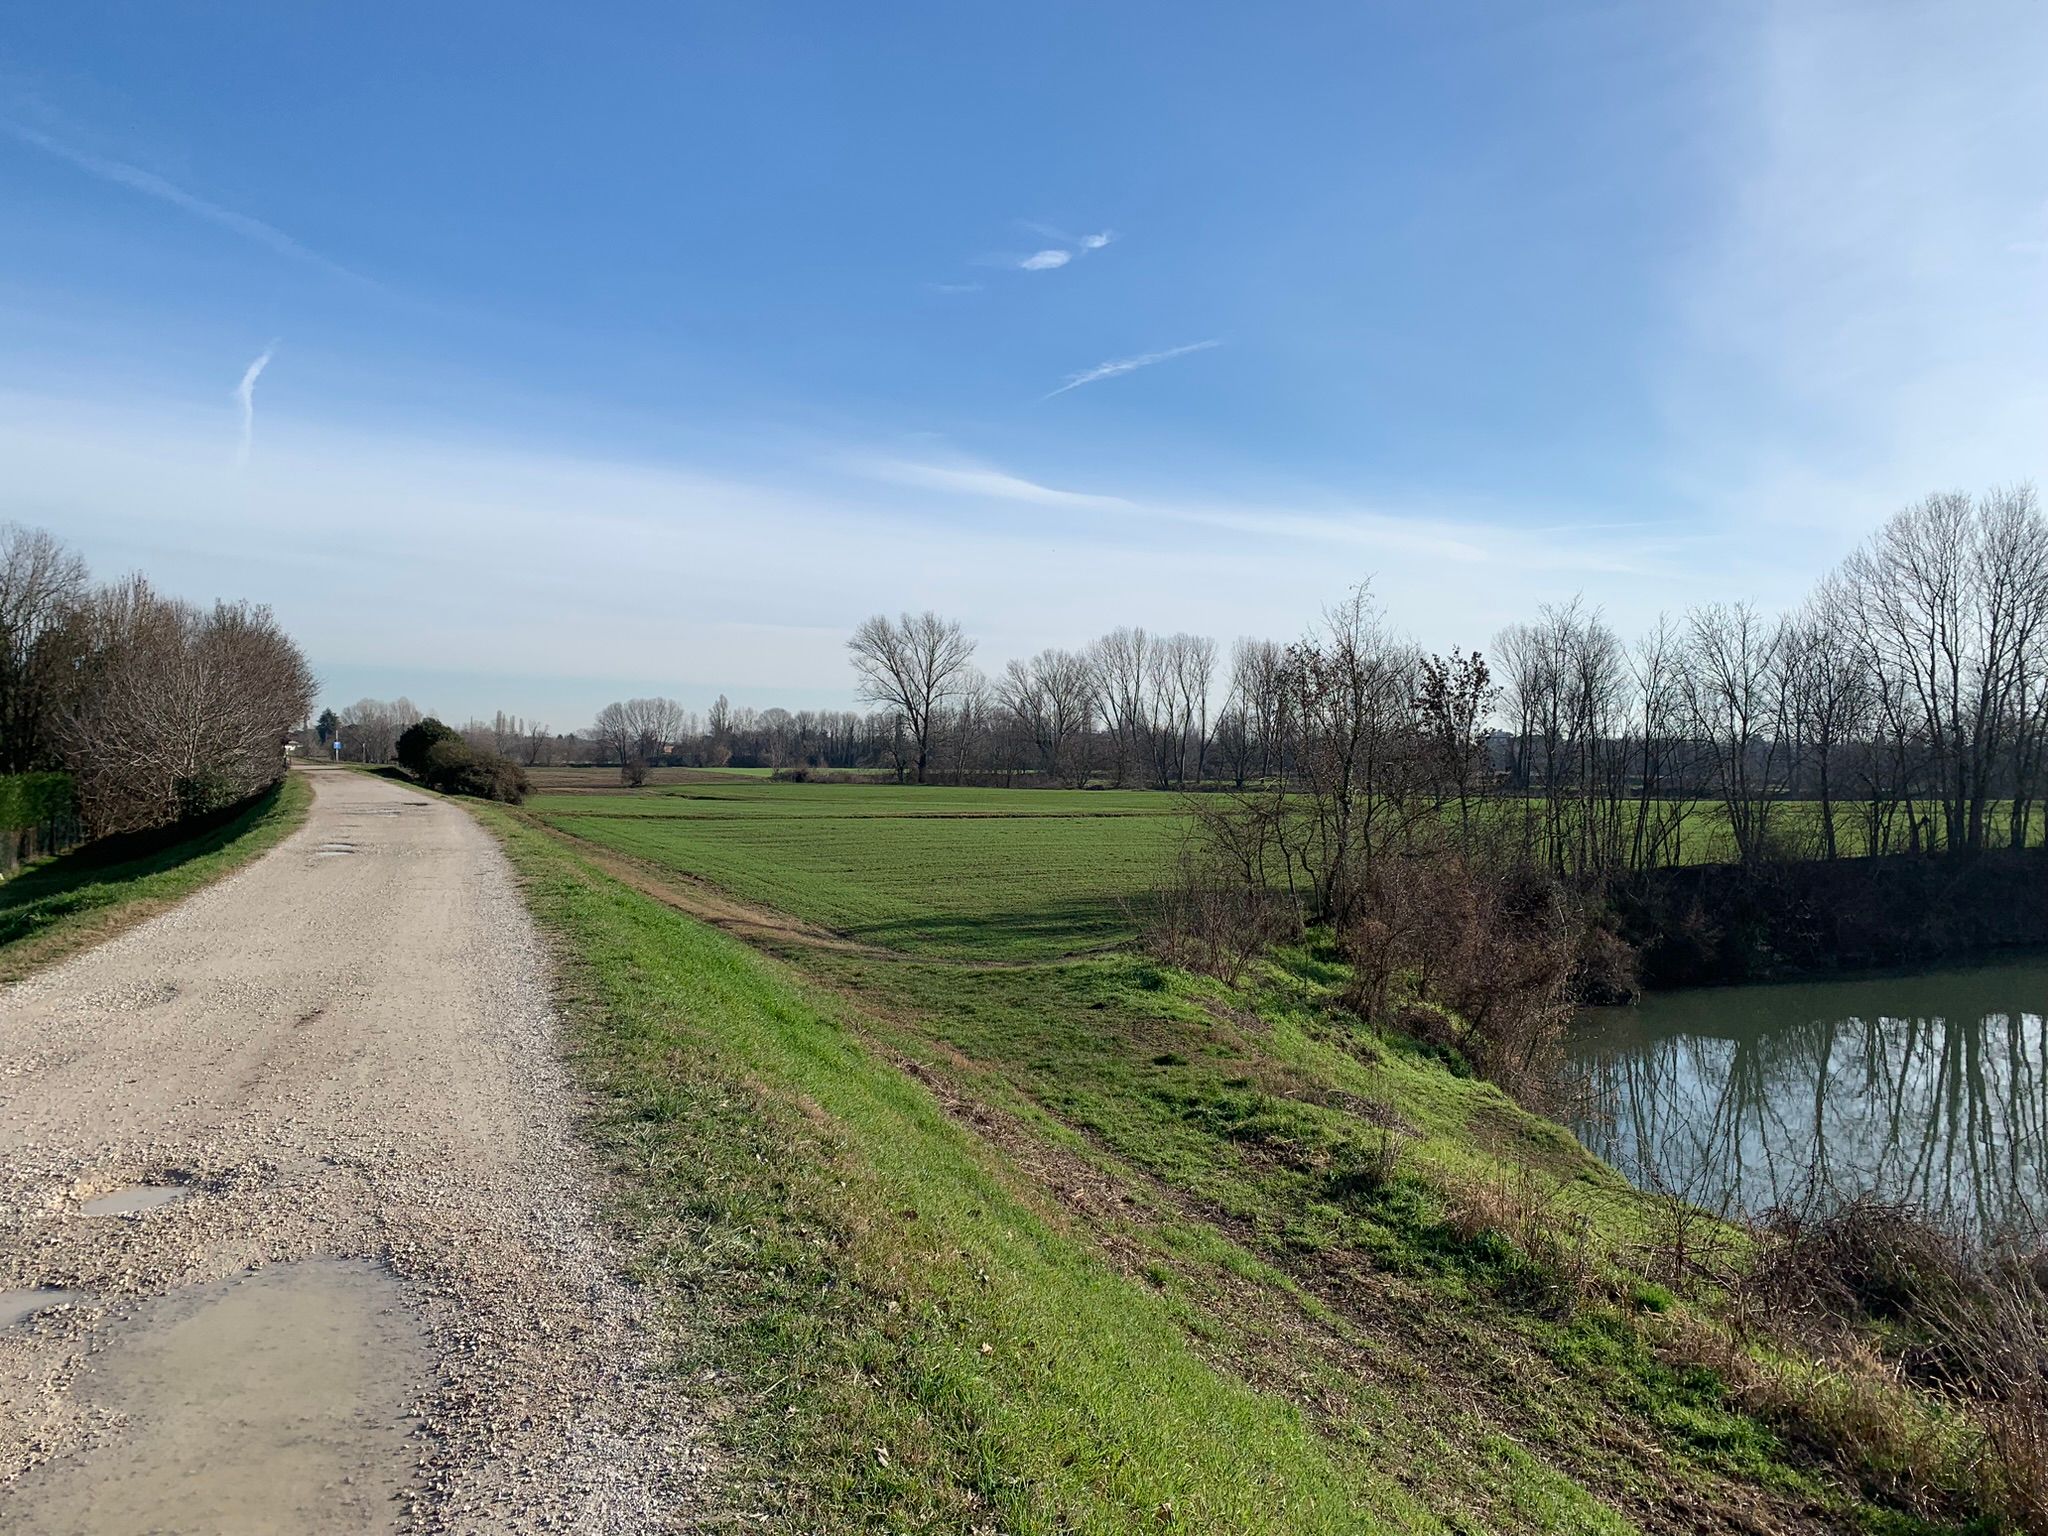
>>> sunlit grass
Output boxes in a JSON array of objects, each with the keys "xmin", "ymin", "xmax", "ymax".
[
  {"xmin": 484, "ymin": 807, "xmax": 1449, "ymax": 1534},
  {"xmin": 528, "ymin": 781, "xmax": 1188, "ymax": 959}
]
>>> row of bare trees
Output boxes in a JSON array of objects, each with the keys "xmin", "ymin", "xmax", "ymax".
[
  {"xmin": 0, "ymin": 524, "xmax": 314, "ymax": 835},
  {"xmin": 844, "ymin": 486, "xmax": 2048, "ymax": 839},
  {"xmin": 1142, "ymin": 487, "xmax": 2048, "ymax": 1099},
  {"xmin": 1492, "ymin": 487, "xmax": 2048, "ymax": 874},
  {"xmin": 408, "ymin": 488, "xmax": 2048, "ymax": 842},
  {"xmin": 842, "ymin": 611, "xmax": 1232, "ymax": 786}
]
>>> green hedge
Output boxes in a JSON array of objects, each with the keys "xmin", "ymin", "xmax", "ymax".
[{"xmin": 0, "ymin": 773, "xmax": 75, "ymax": 833}]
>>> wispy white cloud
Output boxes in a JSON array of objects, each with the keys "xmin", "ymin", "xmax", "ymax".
[
  {"xmin": 846, "ymin": 450, "xmax": 1690, "ymax": 578},
  {"xmin": 927, "ymin": 281, "xmax": 983, "ymax": 295},
  {"xmin": 971, "ymin": 223, "xmax": 1117, "ymax": 276},
  {"xmin": 853, "ymin": 455, "xmax": 1135, "ymax": 510},
  {"xmin": 1657, "ymin": 4, "xmax": 2048, "ymax": 551},
  {"xmin": 4, "ymin": 121, "xmax": 367, "ymax": 285},
  {"xmin": 1046, "ymin": 339, "xmax": 1220, "ymax": 398},
  {"xmin": 1024, "ymin": 221, "xmax": 1118, "ymax": 253},
  {"xmin": 235, "ymin": 344, "xmax": 277, "ymax": 467}
]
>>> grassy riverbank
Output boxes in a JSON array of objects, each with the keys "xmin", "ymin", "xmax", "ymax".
[
  {"xmin": 480, "ymin": 779, "xmax": 2013, "ymax": 1534},
  {"xmin": 0, "ymin": 773, "xmax": 311, "ymax": 983}
]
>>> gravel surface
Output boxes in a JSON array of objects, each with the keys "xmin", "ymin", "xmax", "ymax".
[{"xmin": 0, "ymin": 766, "xmax": 712, "ymax": 1532}]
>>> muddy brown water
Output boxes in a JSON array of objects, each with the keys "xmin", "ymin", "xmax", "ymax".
[
  {"xmin": 79, "ymin": 1184, "xmax": 190, "ymax": 1216},
  {"xmin": 6, "ymin": 1259, "xmax": 430, "ymax": 1536},
  {"xmin": 0, "ymin": 1289, "xmax": 86, "ymax": 1328}
]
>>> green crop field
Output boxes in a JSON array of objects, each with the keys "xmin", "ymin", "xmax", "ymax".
[
  {"xmin": 527, "ymin": 780, "xmax": 1192, "ymax": 959},
  {"xmin": 527, "ymin": 776, "xmax": 2048, "ymax": 963}
]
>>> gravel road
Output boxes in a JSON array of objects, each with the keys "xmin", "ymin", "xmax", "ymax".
[{"xmin": 0, "ymin": 766, "xmax": 709, "ymax": 1534}]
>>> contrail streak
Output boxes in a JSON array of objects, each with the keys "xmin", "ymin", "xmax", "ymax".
[
  {"xmin": 1045, "ymin": 339, "xmax": 1219, "ymax": 398},
  {"xmin": 236, "ymin": 344, "xmax": 277, "ymax": 467}
]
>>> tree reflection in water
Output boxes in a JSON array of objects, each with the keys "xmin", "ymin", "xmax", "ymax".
[{"xmin": 1569, "ymin": 960, "xmax": 2048, "ymax": 1236}]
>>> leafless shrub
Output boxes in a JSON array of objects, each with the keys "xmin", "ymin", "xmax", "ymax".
[
  {"xmin": 1573, "ymin": 919, "xmax": 1641, "ymax": 1005},
  {"xmin": 1631, "ymin": 1167, "xmax": 1739, "ymax": 1294},
  {"xmin": 1342, "ymin": 846, "xmax": 1586, "ymax": 1106},
  {"xmin": 1137, "ymin": 845, "xmax": 1282, "ymax": 985},
  {"xmin": 1931, "ymin": 1267, "xmax": 2048, "ymax": 1531},
  {"xmin": 1722, "ymin": 1195, "xmax": 2048, "ymax": 1531},
  {"xmin": 1736, "ymin": 1196, "xmax": 1974, "ymax": 1344}
]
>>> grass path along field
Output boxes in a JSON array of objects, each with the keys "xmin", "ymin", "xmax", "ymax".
[{"xmin": 527, "ymin": 779, "xmax": 1189, "ymax": 960}]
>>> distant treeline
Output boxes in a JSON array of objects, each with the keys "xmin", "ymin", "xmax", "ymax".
[
  {"xmin": 347, "ymin": 488, "xmax": 2048, "ymax": 888},
  {"xmin": 315, "ymin": 697, "xmax": 905, "ymax": 779},
  {"xmin": 0, "ymin": 525, "xmax": 313, "ymax": 839}
]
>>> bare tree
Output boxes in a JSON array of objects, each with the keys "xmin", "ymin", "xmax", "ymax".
[
  {"xmin": 1175, "ymin": 633, "xmax": 1218, "ymax": 785},
  {"xmin": 337, "ymin": 697, "xmax": 422, "ymax": 763},
  {"xmin": 520, "ymin": 719, "xmax": 553, "ymax": 766},
  {"xmin": 1282, "ymin": 585, "xmax": 1425, "ymax": 924},
  {"xmin": 1089, "ymin": 627, "xmax": 1151, "ymax": 787},
  {"xmin": 1211, "ymin": 702, "xmax": 1254, "ymax": 788},
  {"xmin": 1625, "ymin": 615, "xmax": 1695, "ymax": 870},
  {"xmin": 997, "ymin": 648, "xmax": 1097, "ymax": 784},
  {"xmin": 1681, "ymin": 602, "xmax": 1787, "ymax": 866},
  {"xmin": 592, "ymin": 696, "xmax": 688, "ymax": 783},
  {"xmin": 1230, "ymin": 638, "xmax": 1288, "ymax": 782},
  {"xmin": 0, "ymin": 524, "xmax": 90, "ymax": 773},
  {"xmin": 1781, "ymin": 578, "xmax": 1873, "ymax": 858},
  {"xmin": 1139, "ymin": 633, "xmax": 1217, "ymax": 787},
  {"xmin": 846, "ymin": 611, "xmax": 976, "ymax": 784},
  {"xmin": 1843, "ymin": 487, "xmax": 2048, "ymax": 853},
  {"xmin": 1495, "ymin": 600, "xmax": 1628, "ymax": 878},
  {"xmin": 1413, "ymin": 649, "xmax": 1496, "ymax": 840},
  {"xmin": 60, "ymin": 578, "xmax": 314, "ymax": 833},
  {"xmin": 938, "ymin": 668, "xmax": 994, "ymax": 784}
]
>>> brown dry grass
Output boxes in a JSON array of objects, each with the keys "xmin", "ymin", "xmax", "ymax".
[{"xmin": 1678, "ymin": 1196, "xmax": 2048, "ymax": 1533}]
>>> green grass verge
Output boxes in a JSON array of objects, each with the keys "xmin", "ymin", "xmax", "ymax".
[
  {"xmin": 0, "ymin": 774, "xmax": 312, "ymax": 983},
  {"xmin": 481, "ymin": 803, "xmax": 1451, "ymax": 1533},
  {"xmin": 478, "ymin": 797, "xmax": 1987, "ymax": 1533}
]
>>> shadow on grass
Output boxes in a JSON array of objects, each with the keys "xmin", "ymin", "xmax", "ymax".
[
  {"xmin": 0, "ymin": 783, "xmax": 288, "ymax": 949},
  {"xmin": 843, "ymin": 895, "xmax": 1145, "ymax": 959}
]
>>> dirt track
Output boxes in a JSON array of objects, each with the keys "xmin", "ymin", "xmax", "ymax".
[{"xmin": 0, "ymin": 766, "xmax": 707, "ymax": 1534}]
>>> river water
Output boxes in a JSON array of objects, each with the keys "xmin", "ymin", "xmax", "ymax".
[{"xmin": 1569, "ymin": 958, "xmax": 2048, "ymax": 1236}]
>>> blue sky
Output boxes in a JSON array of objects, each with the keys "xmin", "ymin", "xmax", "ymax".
[{"xmin": 6, "ymin": 3, "xmax": 2047, "ymax": 727}]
